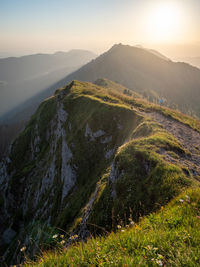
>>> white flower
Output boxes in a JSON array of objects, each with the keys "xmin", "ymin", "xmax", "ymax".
[
  {"xmin": 156, "ymin": 259, "xmax": 163, "ymax": 266},
  {"xmin": 52, "ymin": 234, "xmax": 58, "ymax": 239},
  {"xmin": 179, "ymin": 199, "xmax": 184, "ymax": 203}
]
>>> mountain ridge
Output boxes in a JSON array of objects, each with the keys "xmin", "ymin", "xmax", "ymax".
[
  {"xmin": 0, "ymin": 80, "xmax": 200, "ymax": 265},
  {"xmin": 0, "ymin": 49, "xmax": 97, "ymax": 116},
  {"xmin": 50, "ymin": 43, "xmax": 200, "ymax": 118}
]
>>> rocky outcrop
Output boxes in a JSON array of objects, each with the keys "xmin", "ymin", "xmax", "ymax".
[{"xmin": 0, "ymin": 81, "xmax": 139, "ymax": 265}]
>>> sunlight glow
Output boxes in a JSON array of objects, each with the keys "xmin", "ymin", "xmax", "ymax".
[{"xmin": 146, "ymin": 2, "xmax": 183, "ymax": 43}]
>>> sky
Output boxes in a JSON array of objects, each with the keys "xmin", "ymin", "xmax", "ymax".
[{"xmin": 0, "ymin": 0, "xmax": 200, "ymax": 58}]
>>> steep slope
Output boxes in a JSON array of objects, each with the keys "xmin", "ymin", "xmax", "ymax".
[
  {"xmin": 0, "ymin": 80, "xmax": 200, "ymax": 265},
  {"xmin": 0, "ymin": 50, "xmax": 97, "ymax": 160},
  {"xmin": 51, "ymin": 43, "xmax": 200, "ymax": 117},
  {"xmin": 26, "ymin": 188, "xmax": 200, "ymax": 266}
]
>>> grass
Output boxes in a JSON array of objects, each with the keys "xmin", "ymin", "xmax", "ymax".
[
  {"xmin": 55, "ymin": 84, "xmax": 142, "ymax": 230},
  {"xmin": 25, "ymin": 187, "xmax": 200, "ymax": 266},
  {"xmin": 87, "ymin": 118, "xmax": 192, "ymax": 231},
  {"xmin": 5, "ymin": 80, "xmax": 200, "ymax": 266},
  {"xmin": 67, "ymin": 80, "xmax": 200, "ymax": 133}
]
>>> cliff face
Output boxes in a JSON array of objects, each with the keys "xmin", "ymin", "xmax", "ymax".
[
  {"xmin": 0, "ymin": 80, "xmax": 199, "ymax": 265},
  {"xmin": 0, "ymin": 81, "xmax": 141, "ymax": 263}
]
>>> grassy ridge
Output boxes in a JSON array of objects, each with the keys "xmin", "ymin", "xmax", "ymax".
[
  {"xmin": 87, "ymin": 118, "xmax": 192, "ymax": 231},
  {"xmin": 7, "ymin": 80, "xmax": 200, "ymax": 266},
  {"xmin": 26, "ymin": 188, "xmax": 200, "ymax": 266},
  {"xmin": 66, "ymin": 80, "xmax": 200, "ymax": 133}
]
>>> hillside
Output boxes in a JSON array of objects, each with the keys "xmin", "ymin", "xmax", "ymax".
[
  {"xmin": 51, "ymin": 44, "xmax": 200, "ymax": 118},
  {"xmin": 26, "ymin": 188, "xmax": 200, "ymax": 266},
  {"xmin": 0, "ymin": 49, "xmax": 96, "ymax": 116},
  {"xmin": 0, "ymin": 50, "xmax": 96, "ymax": 160},
  {"xmin": 0, "ymin": 80, "xmax": 200, "ymax": 265}
]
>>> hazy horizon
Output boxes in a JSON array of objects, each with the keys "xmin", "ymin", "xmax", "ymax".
[{"xmin": 1, "ymin": 0, "xmax": 200, "ymax": 59}]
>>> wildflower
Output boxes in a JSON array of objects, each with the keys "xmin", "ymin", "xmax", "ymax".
[
  {"xmin": 156, "ymin": 259, "xmax": 163, "ymax": 266},
  {"xmin": 146, "ymin": 245, "xmax": 153, "ymax": 250},
  {"xmin": 186, "ymin": 195, "xmax": 190, "ymax": 202},
  {"xmin": 129, "ymin": 221, "xmax": 134, "ymax": 226},
  {"xmin": 60, "ymin": 234, "xmax": 64, "ymax": 239},
  {"xmin": 70, "ymin": 234, "xmax": 78, "ymax": 240},
  {"xmin": 20, "ymin": 246, "xmax": 26, "ymax": 252},
  {"xmin": 52, "ymin": 234, "xmax": 58, "ymax": 239},
  {"xmin": 153, "ymin": 247, "xmax": 158, "ymax": 251},
  {"xmin": 117, "ymin": 225, "xmax": 121, "ymax": 229},
  {"xmin": 179, "ymin": 199, "xmax": 184, "ymax": 203},
  {"xmin": 60, "ymin": 240, "xmax": 65, "ymax": 245},
  {"xmin": 121, "ymin": 229, "xmax": 125, "ymax": 232}
]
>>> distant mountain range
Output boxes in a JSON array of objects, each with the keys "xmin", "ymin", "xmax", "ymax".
[
  {"xmin": 0, "ymin": 49, "xmax": 97, "ymax": 116},
  {"xmin": 176, "ymin": 57, "xmax": 200, "ymax": 69},
  {"xmin": 1, "ymin": 44, "xmax": 200, "ymax": 160}
]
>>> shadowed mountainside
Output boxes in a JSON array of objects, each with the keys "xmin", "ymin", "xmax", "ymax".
[{"xmin": 0, "ymin": 49, "xmax": 97, "ymax": 116}]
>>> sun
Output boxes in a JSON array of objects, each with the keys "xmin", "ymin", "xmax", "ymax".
[{"xmin": 146, "ymin": 2, "xmax": 182, "ymax": 42}]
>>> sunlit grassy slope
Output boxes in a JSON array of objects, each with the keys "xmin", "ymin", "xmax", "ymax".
[
  {"xmin": 26, "ymin": 188, "xmax": 200, "ymax": 266},
  {"xmin": 8, "ymin": 79, "xmax": 200, "ymax": 266}
]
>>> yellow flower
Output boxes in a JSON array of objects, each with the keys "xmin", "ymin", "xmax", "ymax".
[
  {"xmin": 117, "ymin": 225, "xmax": 121, "ymax": 229},
  {"xmin": 70, "ymin": 234, "xmax": 78, "ymax": 240},
  {"xmin": 60, "ymin": 240, "xmax": 65, "ymax": 245},
  {"xmin": 60, "ymin": 234, "xmax": 64, "ymax": 239},
  {"xmin": 20, "ymin": 246, "xmax": 26, "ymax": 252}
]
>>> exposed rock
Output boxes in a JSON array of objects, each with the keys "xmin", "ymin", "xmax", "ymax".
[
  {"xmin": 85, "ymin": 123, "xmax": 105, "ymax": 141},
  {"xmin": 101, "ymin": 135, "xmax": 112, "ymax": 144},
  {"xmin": 105, "ymin": 148, "xmax": 115, "ymax": 159},
  {"xmin": 61, "ymin": 131, "xmax": 76, "ymax": 201}
]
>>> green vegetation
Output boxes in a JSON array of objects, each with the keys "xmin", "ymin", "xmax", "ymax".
[
  {"xmin": 88, "ymin": 119, "xmax": 192, "ymax": 230},
  {"xmin": 69, "ymin": 80, "xmax": 200, "ymax": 133},
  {"xmin": 2, "ymin": 79, "xmax": 200, "ymax": 266},
  {"xmin": 26, "ymin": 188, "xmax": 200, "ymax": 266},
  {"xmin": 55, "ymin": 81, "xmax": 142, "ymax": 229}
]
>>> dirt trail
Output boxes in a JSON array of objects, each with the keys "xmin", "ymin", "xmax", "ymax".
[{"xmin": 142, "ymin": 111, "xmax": 200, "ymax": 178}]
